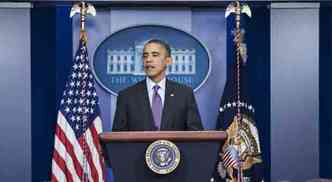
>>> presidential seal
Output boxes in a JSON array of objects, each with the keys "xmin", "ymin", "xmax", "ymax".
[{"xmin": 145, "ymin": 140, "xmax": 180, "ymax": 175}]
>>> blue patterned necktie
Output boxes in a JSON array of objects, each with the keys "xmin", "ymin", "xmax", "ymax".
[{"xmin": 152, "ymin": 85, "xmax": 162, "ymax": 129}]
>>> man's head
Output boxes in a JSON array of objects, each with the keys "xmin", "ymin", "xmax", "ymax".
[{"xmin": 143, "ymin": 39, "xmax": 173, "ymax": 83}]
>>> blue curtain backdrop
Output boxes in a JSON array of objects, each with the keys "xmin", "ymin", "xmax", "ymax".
[
  {"xmin": 31, "ymin": 5, "xmax": 73, "ymax": 181},
  {"xmin": 246, "ymin": 5, "xmax": 271, "ymax": 181},
  {"xmin": 319, "ymin": 6, "xmax": 332, "ymax": 179},
  {"xmin": 31, "ymin": 6, "xmax": 56, "ymax": 181}
]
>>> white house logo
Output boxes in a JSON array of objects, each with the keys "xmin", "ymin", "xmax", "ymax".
[{"xmin": 93, "ymin": 25, "xmax": 210, "ymax": 95}]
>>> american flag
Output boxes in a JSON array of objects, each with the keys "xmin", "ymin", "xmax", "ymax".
[
  {"xmin": 223, "ymin": 145, "xmax": 243, "ymax": 182},
  {"xmin": 222, "ymin": 145, "xmax": 240, "ymax": 170},
  {"xmin": 51, "ymin": 40, "xmax": 105, "ymax": 182}
]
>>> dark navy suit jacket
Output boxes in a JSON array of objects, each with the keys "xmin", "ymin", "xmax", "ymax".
[{"xmin": 112, "ymin": 79, "xmax": 203, "ymax": 131}]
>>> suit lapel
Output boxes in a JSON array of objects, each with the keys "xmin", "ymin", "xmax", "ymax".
[
  {"xmin": 138, "ymin": 80, "xmax": 155, "ymax": 129},
  {"xmin": 160, "ymin": 80, "xmax": 174, "ymax": 130}
]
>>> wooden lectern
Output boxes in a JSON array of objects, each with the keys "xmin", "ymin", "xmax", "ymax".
[{"xmin": 99, "ymin": 131, "xmax": 227, "ymax": 182}]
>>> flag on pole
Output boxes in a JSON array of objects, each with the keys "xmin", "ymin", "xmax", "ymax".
[
  {"xmin": 212, "ymin": 7, "xmax": 263, "ymax": 181},
  {"xmin": 51, "ymin": 39, "xmax": 105, "ymax": 182}
]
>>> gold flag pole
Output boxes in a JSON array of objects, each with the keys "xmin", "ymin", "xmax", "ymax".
[
  {"xmin": 225, "ymin": 1, "xmax": 251, "ymax": 182},
  {"xmin": 225, "ymin": 0, "xmax": 251, "ymax": 129},
  {"xmin": 69, "ymin": 2, "xmax": 96, "ymax": 181},
  {"xmin": 70, "ymin": 1, "xmax": 96, "ymax": 44}
]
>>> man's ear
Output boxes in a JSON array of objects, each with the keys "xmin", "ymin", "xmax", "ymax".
[{"xmin": 166, "ymin": 56, "xmax": 173, "ymax": 65}]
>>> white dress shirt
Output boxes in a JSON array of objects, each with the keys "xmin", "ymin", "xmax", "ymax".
[{"xmin": 146, "ymin": 77, "xmax": 166, "ymax": 108}]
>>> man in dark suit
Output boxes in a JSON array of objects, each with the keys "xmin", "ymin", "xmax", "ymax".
[{"xmin": 112, "ymin": 39, "xmax": 203, "ymax": 131}]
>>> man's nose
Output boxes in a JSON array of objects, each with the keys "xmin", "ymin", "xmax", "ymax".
[{"xmin": 145, "ymin": 55, "xmax": 153, "ymax": 62}]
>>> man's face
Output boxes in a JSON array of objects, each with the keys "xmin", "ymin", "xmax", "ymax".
[{"xmin": 143, "ymin": 42, "xmax": 172, "ymax": 82}]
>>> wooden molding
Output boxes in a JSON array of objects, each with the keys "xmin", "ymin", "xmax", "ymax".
[{"xmin": 100, "ymin": 131, "xmax": 227, "ymax": 142}]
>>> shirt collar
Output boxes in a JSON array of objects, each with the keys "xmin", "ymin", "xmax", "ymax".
[{"xmin": 146, "ymin": 77, "xmax": 166, "ymax": 91}]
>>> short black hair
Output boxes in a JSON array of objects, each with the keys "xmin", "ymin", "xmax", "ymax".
[{"xmin": 144, "ymin": 39, "xmax": 171, "ymax": 57}]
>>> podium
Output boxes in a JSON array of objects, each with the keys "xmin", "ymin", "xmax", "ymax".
[{"xmin": 99, "ymin": 131, "xmax": 227, "ymax": 182}]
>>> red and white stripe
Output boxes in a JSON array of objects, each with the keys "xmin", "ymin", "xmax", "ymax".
[{"xmin": 51, "ymin": 112, "xmax": 105, "ymax": 182}]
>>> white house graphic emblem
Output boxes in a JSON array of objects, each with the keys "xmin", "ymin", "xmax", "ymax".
[{"xmin": 93, "ymin": 25, "xmax": 210, "ymax": 95}]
